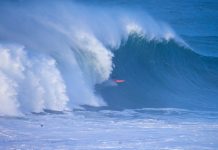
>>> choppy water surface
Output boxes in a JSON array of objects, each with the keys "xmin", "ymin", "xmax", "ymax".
[{"xmin": 0, "ymin": 109, "xmax": 218, "ymax": 149}]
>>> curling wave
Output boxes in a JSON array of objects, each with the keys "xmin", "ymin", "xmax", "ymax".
[
  {"xmin": 0, "ymin": 0, "xmax": 217, "ymax": 116},
  {"xmin": 98, "ymin": 35, "xmax": 218, "ymax": 110}
]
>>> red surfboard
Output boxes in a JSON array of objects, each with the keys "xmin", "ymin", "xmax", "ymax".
[{"xmin": 114, "ymin": 79, "xmax": 125, "ymax": 83}]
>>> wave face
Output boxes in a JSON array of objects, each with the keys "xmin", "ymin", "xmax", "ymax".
[
  {"xmin": 98, "ymin": 35, "xmax": 218, "ymax": 110},
  {"xmin": 0, "ymin": 1, "xmax": 218, "ymax": 116}
]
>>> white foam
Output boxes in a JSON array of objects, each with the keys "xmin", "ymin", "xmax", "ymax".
[
  {"xmin": 73, "ymin": 32, "xmax": 113, "ymax": 85},
  {"xmin": 0, "ymin": 1, "xmax": 183, "ymax": 116},
  {"xmin": 0, "ymin": 71, "xmax": 21, "ymax": 116},
  {"xmin": 0, "ymin": 44, "xmax": 69, "ymax": 116}
]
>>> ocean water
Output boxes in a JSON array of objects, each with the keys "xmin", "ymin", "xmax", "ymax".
[{"xmin": 0, "ymin": 0, "xmax": 218, "ymax": 149}]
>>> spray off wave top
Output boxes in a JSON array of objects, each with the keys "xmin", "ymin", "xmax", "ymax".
[{"xmin": 0, "ymin": 1, "xmax": 217, "ymax": 116}]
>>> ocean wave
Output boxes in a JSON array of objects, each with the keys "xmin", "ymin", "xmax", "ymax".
[
  {"xmin": 0, "ymin": 1, "xmax": 217, "ymax": 116},
  {"xmin": 98, "ymin": 35, "xmax": 218, "ymax": 110}
]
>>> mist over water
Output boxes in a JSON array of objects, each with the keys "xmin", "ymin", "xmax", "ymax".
[{"xmin": 0, "ymin": 0, "xmax": 186, "ymax": 116}]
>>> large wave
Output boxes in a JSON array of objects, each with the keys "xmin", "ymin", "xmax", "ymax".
[
  {"xmin": 98, "ymin": 35, "xmax": 218, "ymax": 110},
  {"xmin": 0, "ymin": 1, "xmax": 217, "ymax": 116}
]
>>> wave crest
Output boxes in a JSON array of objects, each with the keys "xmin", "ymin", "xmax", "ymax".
[{"xmin": 0, "ymin": 1, "xmax": 205, "ymax": 116}]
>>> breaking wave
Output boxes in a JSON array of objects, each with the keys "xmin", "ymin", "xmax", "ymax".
[
  {"xmin": 0, "ymin": 1, "xmax": 217, "ymax": 116},
  {"xmin": 98, "ymin": 35, "xmax": 218, "ymax": 110}
]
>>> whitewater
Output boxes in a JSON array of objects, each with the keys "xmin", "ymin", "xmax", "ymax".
[{"xmin": 0, "ymin": 0, "xmax": 218, "ymax": 149}]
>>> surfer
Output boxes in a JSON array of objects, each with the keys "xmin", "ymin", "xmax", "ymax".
[
  {"xmin": 111, "ymin": 75, "xmax": 125, "ymax": 83},
  {"xmin": 114, "ymin": 79, "xmax": 125, "ymax": 83}
]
